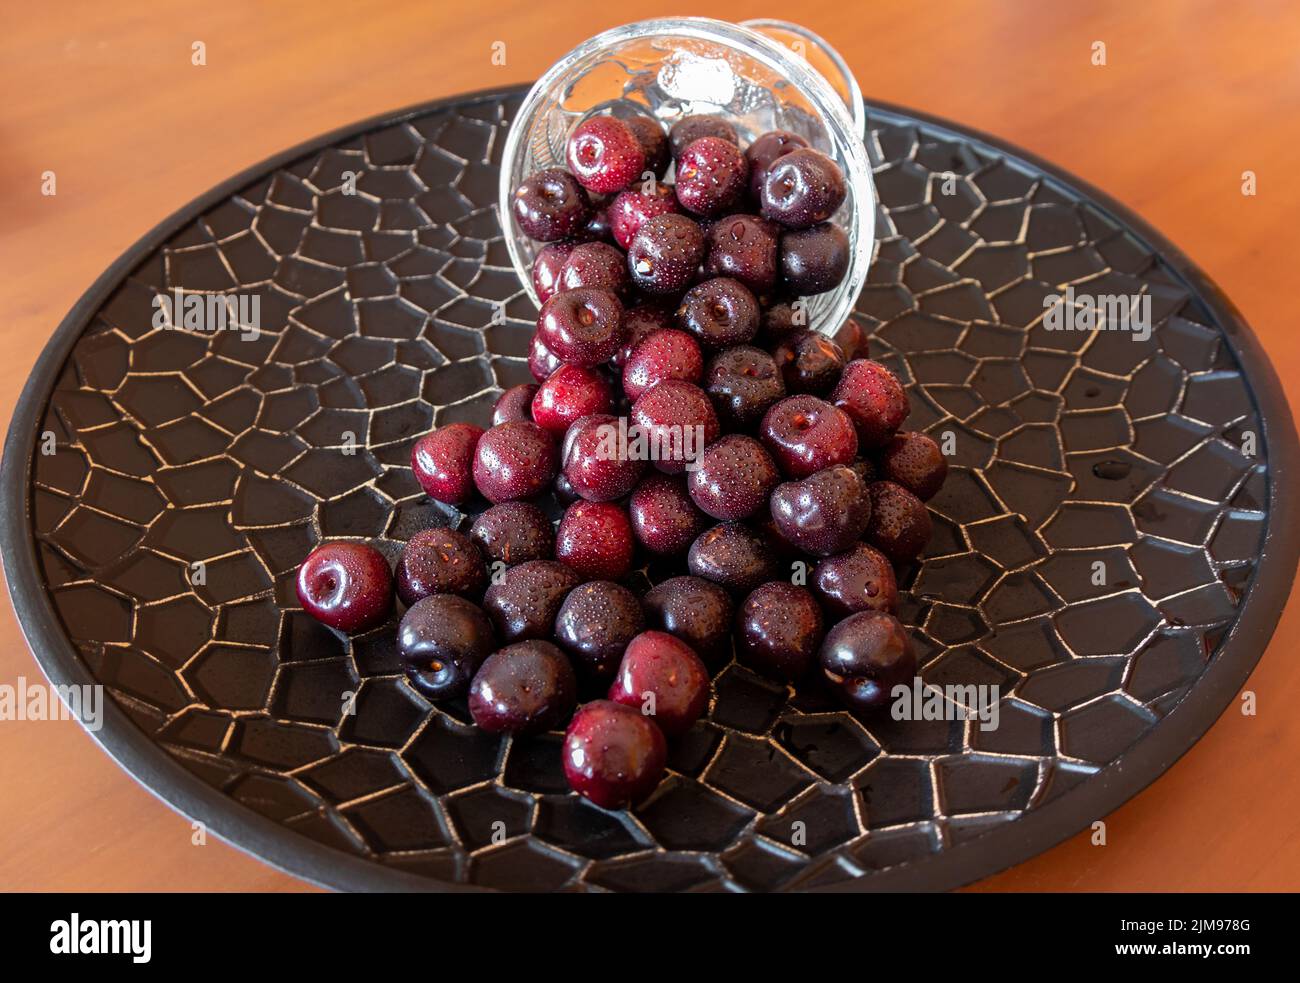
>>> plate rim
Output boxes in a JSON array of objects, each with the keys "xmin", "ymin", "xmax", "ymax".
[{"xmin": 3, "ymin": 85, "xmax": 1296, "ymax": 893}]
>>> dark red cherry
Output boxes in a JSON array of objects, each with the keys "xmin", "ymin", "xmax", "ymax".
[
  {"xmin": 704, "ymin": 344, "xmax": 786, "ymax": 430},
  {"xmin": 628, "ymin": 213, "xmax": 707, "ymax": 296},
  {"xmin": 560, "ymin": 241, "xmax": 630, "ymax": 295},
  {"xmin": 669, "ymin": 115, "xmax": 739, "ymax": 159},
  {"xmin": 472, "ymin": 420, "xmax": 558, "ymax": 503},
  {"xmin": 878, "ymin": 431, "xmax": 948, "ymax": 501},
  {"xmin": 769, "ymin": 464, "xmax": 871, "ymax": 557},
  {"xmin": 675, "ymin": 137, "xmax": 748, "ymax": 217},
  {"xmin": 537, "ymin": 287, "xmax": 625, "ymax": 367},
  {"xmin": 818, "ymin": 611, "xmax": 917, "ymax": 713},
  {"xmin": 513, "ymin": 169, "xmax": 591, "ymax": 242},
  {"xmin": 296, "ymin": 542, "xmax": 393, "ymax": 633},
  {"xmin": 528, "ymin": 332, "xmax": 564, "ymax": 383},
  {"xmin": 563, "ymin": 700, "xmax": 667, "ymax": 809},
  {"xmin": 745, "ymin": 130, "xmax": 810, "ymax": 201},
  {"xmin": 831, "ymin": 359, "xmax": 909, "ymax": 450},
  {"xmin": 626, "ymin": 114, "xmax": 671, "ymax": 177},
  {"xmin": 410, "ymin": 423, "xmax": 484, "ymax": 505},
  {"xmin": 676, "ymin": 276, "xmax": 760, "ymax": 350},
  {"xmin": 483, "ymin": 560, "xmax": 582, "ymax": 643},
  {"xmin": 561, "ymin": 413, "xmax": 645, "ymax": 502},
  {"xmin": 532, "ymin": 242, "xmax": 574, "ymax": 303},
  {"xmin": 812, "ymin": 543, "xmax": 899, "ymax": 618},
  {"xmin": 622, "ymin": 328, "xmax": 704, "ymax": 401},
  {"xmin": 554, "ymin": 580, "xmax": 646, "ymax": 678},
  {"xmin": 629, "ymin": 380, "xmax": 720, "ymax": 475},
  {"xmin": 470, "ymin": 501, "xmax": 555, "ymax": 567},
  {"xmin": 772, "ymin": 330, "xmax": 846, "ymax": 395},
  {"xmin": 531, "ymin": 363, "xmax": 613, "ymax": 435},
  {"xmin": 687, "ymin": 434, "xmax": 779, "ymax": 521},
  {"xmin": 865, "ymin": 480, "xmax": 933, "ymax": 565},
  {"xmin": 629, "ymin": 474, "xmax": 708, "ymax": 555},
  {"xmin": 492, "ymin": 384, "xmax": 539, "ymax": 426},
  {"xmin": 759, "ymin": 395, "xmax": 859, "ymax": 478},
  {"xmin": 760, "ymin": 148, "xmax": 847, "ymax": 229},
  {"xmin": 468, "ymin": 640, "xmax": 577, "ymax": 735},
  {"xmin": 610, "ymin": 182, "xmax": 680, "ymax": 250},
  {"xmin": 643, "ymin": 575, "xmax": 734, "ymax": 666},
  {"xmin": 397, "ymin": 593, "xmax": 496, "ymax": 700},
  {"xmin": 555, "ymin": 500, "xmax": 636, "ymax": 580},
  {"xmin": 736, "ymin": 582, "xmax": 824, "ymax": 682},
  {"xmin": 704, "ymin": 214, "xmax": 779, "ymax": 295},
  {"xmin": 780, "ymin": 222, "xmax": 850, "ymax": 295},
  {"xmin": 395, "ymin": 528, "xmax": 487, "ymax": 606},
  {"xmin": 608, "ymin": 630, "xmax": 710, "ymax": 736},
  {"xmin": 687, "ymin": 522, "xmax": 780, "ymax": 594},
  {"xmin": 566, "ymin": 115, "xmax": 646, "ymax": 194}
]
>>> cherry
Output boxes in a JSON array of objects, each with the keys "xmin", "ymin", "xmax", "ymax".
[
  {"xmin": 818, "ymin": 611, "xmax": 917, "ymax": 713},
  {"xmin": 397, "ymin": 593, "xmax": 496, "ymax": 700},
  {"xmin": 622, "ymin": 328, "xmax": 703, "ymax": 400},
  {"xmin": 628, "ymin": 473, "xmax": 707, "ymax": 555},
  {"xmin": 531, "ymin": 363, "xmax": 613, "ymax": 435},
  {"xmin": 563, "ymin": 700, "xmax": 667, "ymax": 809},
  {"xmin": 554, "ymin": 580, "xmax": 646, "ymax": 678},
  {"xmin": 769, "ymin": 464, "xmax": 871, "ymax": 557},
  {"xmin": 629, "ymin": 380, "xmax": 720, "ymax": 475},
  {"xmin": 470, "ymin": 501, "xmax": 555, "ymax": 567},
  {"xmin": 865, "ymin": 480, "xmax": 933, "ymax": 565},
  {"xmin": 687, "ymin": 522, "xmax": 780, "ymax": 594},
  {"xmin": 669, "ymin": 115, "xmax": 739, "ymax": 158},
  {"xmin": 831, "ymin": 359, "xmax": 909, "ymax": 450},
  {"xmin": 780, "ymin": 222, "xmax": 850, "ymax": 295},
  {"xmin": 704, "ymin": 214, "xmax": 779, "ymax": 295},
  {"xmin": 613, "ymin": 304, "xmax": 673, "ymax": 368},
  {"xmin": 608, "ymin": 630, "xmax": 710, "ymax": 736},
  {"xmin": 878, "ymin": 431, "xmax": 948, "ymax": 501},
  {"xmin": 626, "ymin": 114, "xmax": 671, "ymax": 177},
  {"xmin": 675, "ymin": 137, "xmax": 748, "ymax": 217},
  {"xmin": 483, "ymin": 560, "xmax": 582, "ymax": 642},
  {"xmin": 513, "ymin": 169, "xmax": 591, "ymax": 242},
  {"xmin": 704, "ymin": 344, "xmax": 786, "ymax": 430},
  {"xmin": 610, "ymin": 182, "xmax": 680, "ymax": 250},
  {"xmin": 566, "ymin": 115, "xmax": 646, "ymax": 194},
  {"xmin": 757, "ymin": 300, "xmax": 807, "ymax": 348},
  {"xmin": 760, "ymin": 148, "xmax": 847, "ymax": 229},
  {"xmin": 812, "ymin": 542, "xmax": 899, "ymax": 617},
  {"xmin": 468, "ymin": 640, "xmax": 577, "ymax": 735},
  {"xmin": 472, "ymin": 420, "xmax": 559, "ymax": 503},
  {"xmin": 745, "ymin": 130, "xmax": 810, "ymax": 202},
  {"xmin": 537, "ymin": 287, "xmax": 625, "ymax": 367},
  {"xmin": 532, "ymin": 242, "xmax": 574, "ymax": 303},
  {"xmin": 759, "ymin": 395, "xmax": 859, "ymax": 478},
  {"xmin": 410, "ymin": 422, "xmax": 484, "ymax": 505},
  {"xmin": 832, "ymin": 316, "xmax": 869, "ymax": 361},
  {"xmin": 555, "ymin": 500, "xmax": 636, "ymax": 580},
  {"xmin": 628, "ymin": 213, "xmax": 707, "ymax": 296},
  {"xmin": 395, "ymin": 528, "xmax": 487, "ymax": 606},
  {"xmin": 772, "ymin": 330, "xmax": 846, "ymax": 395},
  {"xmin": 561, "ymin": 413, "xmax": 645, "ymax": 502},
  {"xmin": 736, "ymin": 582, "xmax": 824, "ymax": 682},
  {"xmin": 687, "ymin": 434, "xmax": 779, "ymax": 521},
  {"xmin": 581, "ymin": 198, "xmax": 616, "ymax": 244},
  {"xmin": 558, "ymin": 241, "xmax": 629, "ymax": 296},
  {"xmin": 676, "ymin": 276, "xmax": 760, "ymax": 350},
  {"xmin": 643, "ymin": 575, "xmax": 734, "ymax": 666},
  {"xmin": 296, "ymin": 542, "xmax": 393, "ymax": 633},
  {"xmin": 528, "ymin": 332, "xmax": 564, "ymax": 383},
  {"xmin": 492, "ymin": 384, "xmax": 539, "ymax": 426}
]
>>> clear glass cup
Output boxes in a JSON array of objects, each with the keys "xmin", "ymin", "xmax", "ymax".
[{"xmin": 498, "ymin": 17, "xmax": 874, "ymax": 337}]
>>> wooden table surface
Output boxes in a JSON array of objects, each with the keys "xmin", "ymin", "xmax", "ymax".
[{"xmin": 2, "ymin": 0, "xmax": 1298, "ymax": 892}]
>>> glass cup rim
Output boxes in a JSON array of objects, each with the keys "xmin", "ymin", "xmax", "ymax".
[{"xmin": 497, "ymin": 16, "xmax": 875, "ymax": 336}]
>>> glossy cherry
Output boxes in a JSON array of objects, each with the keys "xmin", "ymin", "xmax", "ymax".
[
  {"xmin": 622, "ymin": 329, "xmax": 703, "ymax": 401},
  {"xmin": 769, "ymin": 464, "xmax": 871, "ymax": 557},
  {"xmin": 812, "ymin": 542, "xmax": 899, "ymax": 617},
  {"xmin": 669, "ymin": 115, "xmax": 738, "ymax": 158},
  {"xmin": 866, "ymin": 480, "xmax": 933, "ymax": 565},
  {"xmin": 492, "ymin": 384, "xmax": 538, "ymax": 426},
  {"xmin": 629, "ymin": 380, "xmax": 720, "ymax": 475},
  {"xmin": 627, "ymin": 213, "xmax": 707, "ymax": 296},
  {"xmin": 483, "ymin": 559, "xmax": 582, "ymax": 643},
  {"xmin": 554, "ymin": 580, "xmax": 646, "ymax": 678},
  {"xmin": 513, "ymin": 169, "xmax": 591, "ymax": 242},
  {"xmin": 760, "ymin": 148, "xmax": 846, "ymax": 229},
  {"xmin": 736, "ymin": 582, "xmax": 825, "ymax": 682},
  {"xmin": 610, "ymin": 182, "xmax": 680, "ymax": 250},
  {"xmin": 559, "ymin": 241, "xmax": 629, "ymax": 295},
  {"xmin": 878, "ymin": 431, "xmax": 948, "ymax": 501},
  {"xmin": 745, "ymin": 130, "xmax": 810, "ymax": 202},
  {"xmin": 395, "ymin": 528, "xmax": 487, "ymax": 606},
  {"xmin": 410, "ymin": 423, "xmax": 484, "ymax": 505},
  {"xmin": 687, "ymin": 522, "xmax": 780, "ymax": 594},
  {"xmin": 780, "ymin": 222, "xmax": 850, "ymax": 295},
  {"xmin": 643, "ymin": 575, "xmax": 734, "ymax": 666},
  {"xmin": 531, "ymin": 363, "xmax": 613, "ymax": 435},
  {"xmin": 296, "ymin": 542, "xmax": 393, "ymax": 633},
  {"xmin": 536, "ymin": 288, "xmax": 625, "ymax": 367},
  {"xmin": 687, "ymin": 434, "xmax": 779, "ymax": 521},
  {"xmin": 608, "ymin": 630, "xmax": 710, "ymax": 736},
  {"xmin": 532, "ymin": 242, "xmax": 574, "ymax": 303},
  {"xmin": 469, "ymin": 501, "xmax": 555, "ymax": 567},
  {"xmin": 704, "ymin": 213, "xmax": 779, "ymax": 295},
  {"xmin": 397, "ymin": 593, "xmax": 496, "ymax": 700},
  {"xmin": 675, "ymin": 136, "xmax": 748, "ymax": 217},
  {"xmin": 561, "ymin": 413, "xmax": 645, "ymax": 502},
  {"xmin": 563, "ymin": 700, "xmax": 667, "ymax": 810},
  {"xmin": 704, "ymin": 344, "xmax": 786, "ymax": 430},
  {"xmin": 759, "ymin": 395, "xmax": 859, "ymax": 478},
  {"xmin": 566, "ymin": 115, "xmax": 646, "ymax": 194},
  {"xmin": 555, "ymin": 500, "xmax": 636, "ymax": 580},
  {"xmin": 818, "ymin": 611, "xmax": 917, "ymax": 713},
  {"xmin": 831, "ymin": 359, "xmax": 909, "ymax": 450},
  {"xmin": 468, "ymin": 640, "xmax": 577, "ymax": 735},
  {"xmin": 472, "ymin": 420, "xmax": 558, "ymax": 503},
  {"xmin": 628, "ymin": 473, "xmax": 707, "ymax": 555},
  {"xmin": 676, "ymin": 276, "xmax": 760, "ymax": 350}
]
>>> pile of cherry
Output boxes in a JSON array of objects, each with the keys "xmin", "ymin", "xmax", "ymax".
[{"xmin": 294, "ymin": 111, "xmax": 949, "ymax": 811}]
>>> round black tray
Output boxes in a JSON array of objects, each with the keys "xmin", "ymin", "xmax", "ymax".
[{"xmin": 4, "ymin": 86, "xmax": 1296, "ymax": 893}]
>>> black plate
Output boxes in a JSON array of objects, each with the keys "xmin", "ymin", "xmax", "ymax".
[{"xmin": 3, "ymin": 86, "xmax": 1297, "ymax": 893}]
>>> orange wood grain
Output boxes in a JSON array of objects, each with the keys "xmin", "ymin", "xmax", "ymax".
[{"xmin": 1, "ymin": 0, "xmax": 1297, "ymax": 891}]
